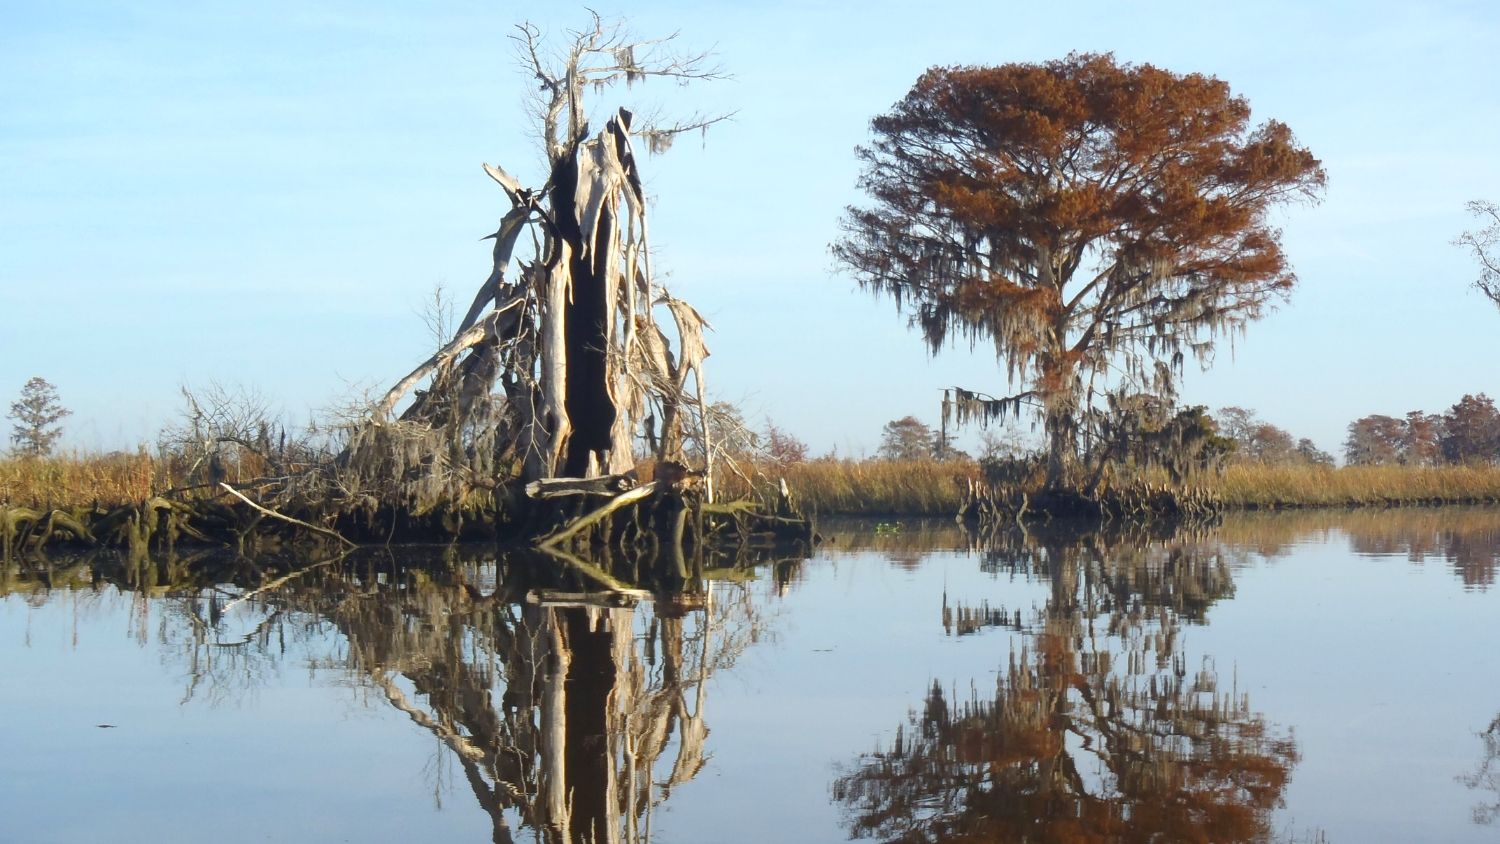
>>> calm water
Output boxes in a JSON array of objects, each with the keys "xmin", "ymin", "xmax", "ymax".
[{"xmin": 3, "ymin": 509, "xmax": 1499, "ymax": 843}]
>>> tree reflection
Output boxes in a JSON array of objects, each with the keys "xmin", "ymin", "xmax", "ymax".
[
  {"xmin": 1, "ymin": 545, "xmax": 765, "ymax": 844},
  {"xmin": 836, "ymin": 526, "xmax": 1299, "ymax": 843},
  {"xmin": 1345, "ymin": 513, "xmax": 1500, "ymax": 589},
  {"xmin": 250, "ymin": 551, "xmax": 763, "ymax": 844},
  {"xmin": 1462, "ymin": 713, "xmax": 1500, "ymax": 825},
  {"xmin": 1214, "ymin": 508, "xmax": 1500, "ymax": 589}
]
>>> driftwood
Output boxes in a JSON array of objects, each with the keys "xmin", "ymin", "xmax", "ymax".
[{"xmin": 519, "ymin": 465, "xmax": 814, "ymax": 589}]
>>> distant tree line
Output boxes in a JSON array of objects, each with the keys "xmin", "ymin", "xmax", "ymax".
[
  {"xmin": 702, "ymin": 396, "xmax": 1500, "ymax": 473},
  {"xmin": 1344, "ymin": 394, "xmax": 1500, "ymax": 466},
  {"xmin": 1214, "ymin": 406, "xmax": 1333, "ymax": 466}
]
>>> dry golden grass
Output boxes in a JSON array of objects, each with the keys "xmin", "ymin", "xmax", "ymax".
[
  {"xmin": 724, "ymin": 459, "xmax": 1500, "ymax": 515},
  {"xmin": 716, "ymin": 458, "xmax": 979, "ymax": 516},
  {"xmin": 0, "ymin": 449, "xmax": 163, "ymax": 510},
  {"xmin": 7, "ymin": 449, "xmax": 1500, "ymax": 517},
  {"xmin": 1215, "ymin": 463, "xmax": 1500, "ymax": 508}
]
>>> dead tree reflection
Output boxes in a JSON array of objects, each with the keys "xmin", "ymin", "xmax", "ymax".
[
  {"xmin": 837, "ymin": 526, "xmax": 1299, "ymax": 843},
  {"xmin": 1, "ymin": 547, "xmax": 762, "ymax": 844},
  {"xmin": 287, "ymin": 555, "xmax": 758, "ymax": 844}
]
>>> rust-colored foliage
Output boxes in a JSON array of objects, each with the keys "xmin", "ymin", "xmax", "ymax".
[
  {"xmin": 835, "ymin": 53, "xmax": 1325, "ymax": 487},
  {"xmin": 833, "ymin": 530, "xmax": 1299, "ymax": 843}
]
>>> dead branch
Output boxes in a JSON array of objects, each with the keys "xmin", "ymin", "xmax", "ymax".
[
  {"xmin": 525, "ymin": 473, "xmax": 639, "ymax": 499},
  {"xmin": 218, "ymin": 483, "xmax": 356, "ymax": 548},
  {"xmin": 1457, "ymin": 199, "xmax": 1500, "ymax": 309},
  {"xmin": 536, "ymin": 481, "xmax": 661, "ymax": 550},
  {"xmin": 375, "ymin": 304, "xmax": 520, "ymax": 419}
]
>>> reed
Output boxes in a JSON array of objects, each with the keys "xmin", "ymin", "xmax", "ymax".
[
  {"xmin": 723, "ymin": 459, "xmax": 1500, "ymax": 516},
  {"xmin": 716, "ymin": 458, "xmax": 978, "ymax": 516},
  {"xmin": 7, "ymin": 449, "xmax": 1500, "ymax": 518},
  {"xmin": 0, "ymin": 449, "xmax": 164, "ymax": 509},
  {"xmin": 1215, "ymin": 463, "xmax": 1500, "ymax": 508}
]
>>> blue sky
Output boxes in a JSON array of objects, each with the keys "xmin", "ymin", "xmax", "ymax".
[{"xmin": 4, "ymin": 0, "xmax": 1499, "ymax": 457}]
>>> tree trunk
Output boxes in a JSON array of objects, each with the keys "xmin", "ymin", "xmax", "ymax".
[
  {"xmin": 555, "ymin": 150, "xmax": 619, "ymax": 478},
  {"xmin": 1045, "ymin": 407, "xmax": 1073, "ymax": 491}
]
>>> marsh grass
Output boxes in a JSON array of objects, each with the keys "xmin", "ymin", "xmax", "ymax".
[
  {"xmin": 715, "ymin": 459, "xmax": 978, "ymax": 516},
  {"xmin": 724, "ymin": 459, "xmax": 1500, "ymax": 516},
  {"xmin": 0, "ymin": 449, "xmax": 163, "ymax": 509},
  {"xmin": 7, "ymin": 450, "xmax": 1500, "ymax": 517},
  {"xmin": 1216, "ymin": 464, "xmax": 1500, "ymax": 508}
]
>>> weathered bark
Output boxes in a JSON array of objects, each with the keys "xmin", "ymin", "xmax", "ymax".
[
  {"xmin": 1044, "ymin": 405, "xmax": 1076, "ymax": 492},
  {"xmin": 525, "ymin": 473, "xmax": 638, "ymax": 499},
  {"xmin": 351, "ymin": 103, "xmax": 717, "ymax": 522}
]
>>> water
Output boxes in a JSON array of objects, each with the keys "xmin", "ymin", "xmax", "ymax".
[{"xmin": 2, "ymin": 509, "xmax": 1498, "ymax": 843}]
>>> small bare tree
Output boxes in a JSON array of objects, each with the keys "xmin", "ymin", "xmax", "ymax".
[
  {"xmin": 8, "ymin": 377, "xmax": 70, "ymax": 457},
  {"xmin": 158, "ymin": 383, "xmax": 299, "ymax": 487},
  {"xmin": 1456, "ymin": 200, "xmax": 1500, "ymax": 311}
]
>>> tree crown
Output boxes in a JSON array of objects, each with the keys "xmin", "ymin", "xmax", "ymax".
[
  {"xmin": 8, "ymin": 377, "xmax": 71, "ymax": 457},
  {"xmin": 878, "ymin": 415, "xmax": 938, "ymax": 460},
  {"xmin": 835, "ymin": 53, "xmax": 1324, "ymax": 485}
]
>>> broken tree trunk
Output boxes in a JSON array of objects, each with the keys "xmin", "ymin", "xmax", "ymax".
[
  {"xmin": 335, "ymin": 89, "xmax": 724, "ymax": 541},
  {"xmin": 125, "ymin": 17, "xmax": 766, "ymax": 554}
]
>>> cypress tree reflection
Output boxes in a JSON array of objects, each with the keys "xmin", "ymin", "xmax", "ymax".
[{"xmin": 835, "ymin": 526, "xmax": 1299, "ymax": 843}]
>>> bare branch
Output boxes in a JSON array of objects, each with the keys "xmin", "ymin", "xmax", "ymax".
[
  {"xmin": 219, "ymin": 483, "xmax": 356, "ymax": 548},
  {"xmin": 1456, "ymin": 199, "xmax": 1500, "ymax": 310},
  {"xmin": 375, "ymin": 304, "xmax": 518, "ymax": 419},
  {"xmin": 511, "ymin": 13, "xmax": 730, "ymax": 162}
]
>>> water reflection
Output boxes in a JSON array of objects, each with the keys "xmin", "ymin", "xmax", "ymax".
[
  {"xmin": 827, "ymin": 507, "xmax": 1500, "ymax": 589},
  {"xmin": 0, "ymin": 546, "xmax": 771, "ymax": 844},
  {"xmin": 1463, "ymin": 714, "xmax": 1500, "ymax": 825},
  {"xmin": 1208, "ymin": 509, "xmax": 1500, "ymax": 589},
  {"xmin": 835, "ymin": 525, "xmax": 1298, "ymax": 843},
  {"xmin": 5, "ymin": 507, "xmax": 1499, "ymax": 841}
]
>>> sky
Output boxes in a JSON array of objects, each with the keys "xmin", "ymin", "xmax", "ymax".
[{"xmin": 3, "ymin": 0, "xmax": 1499, "ymax": 458}]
